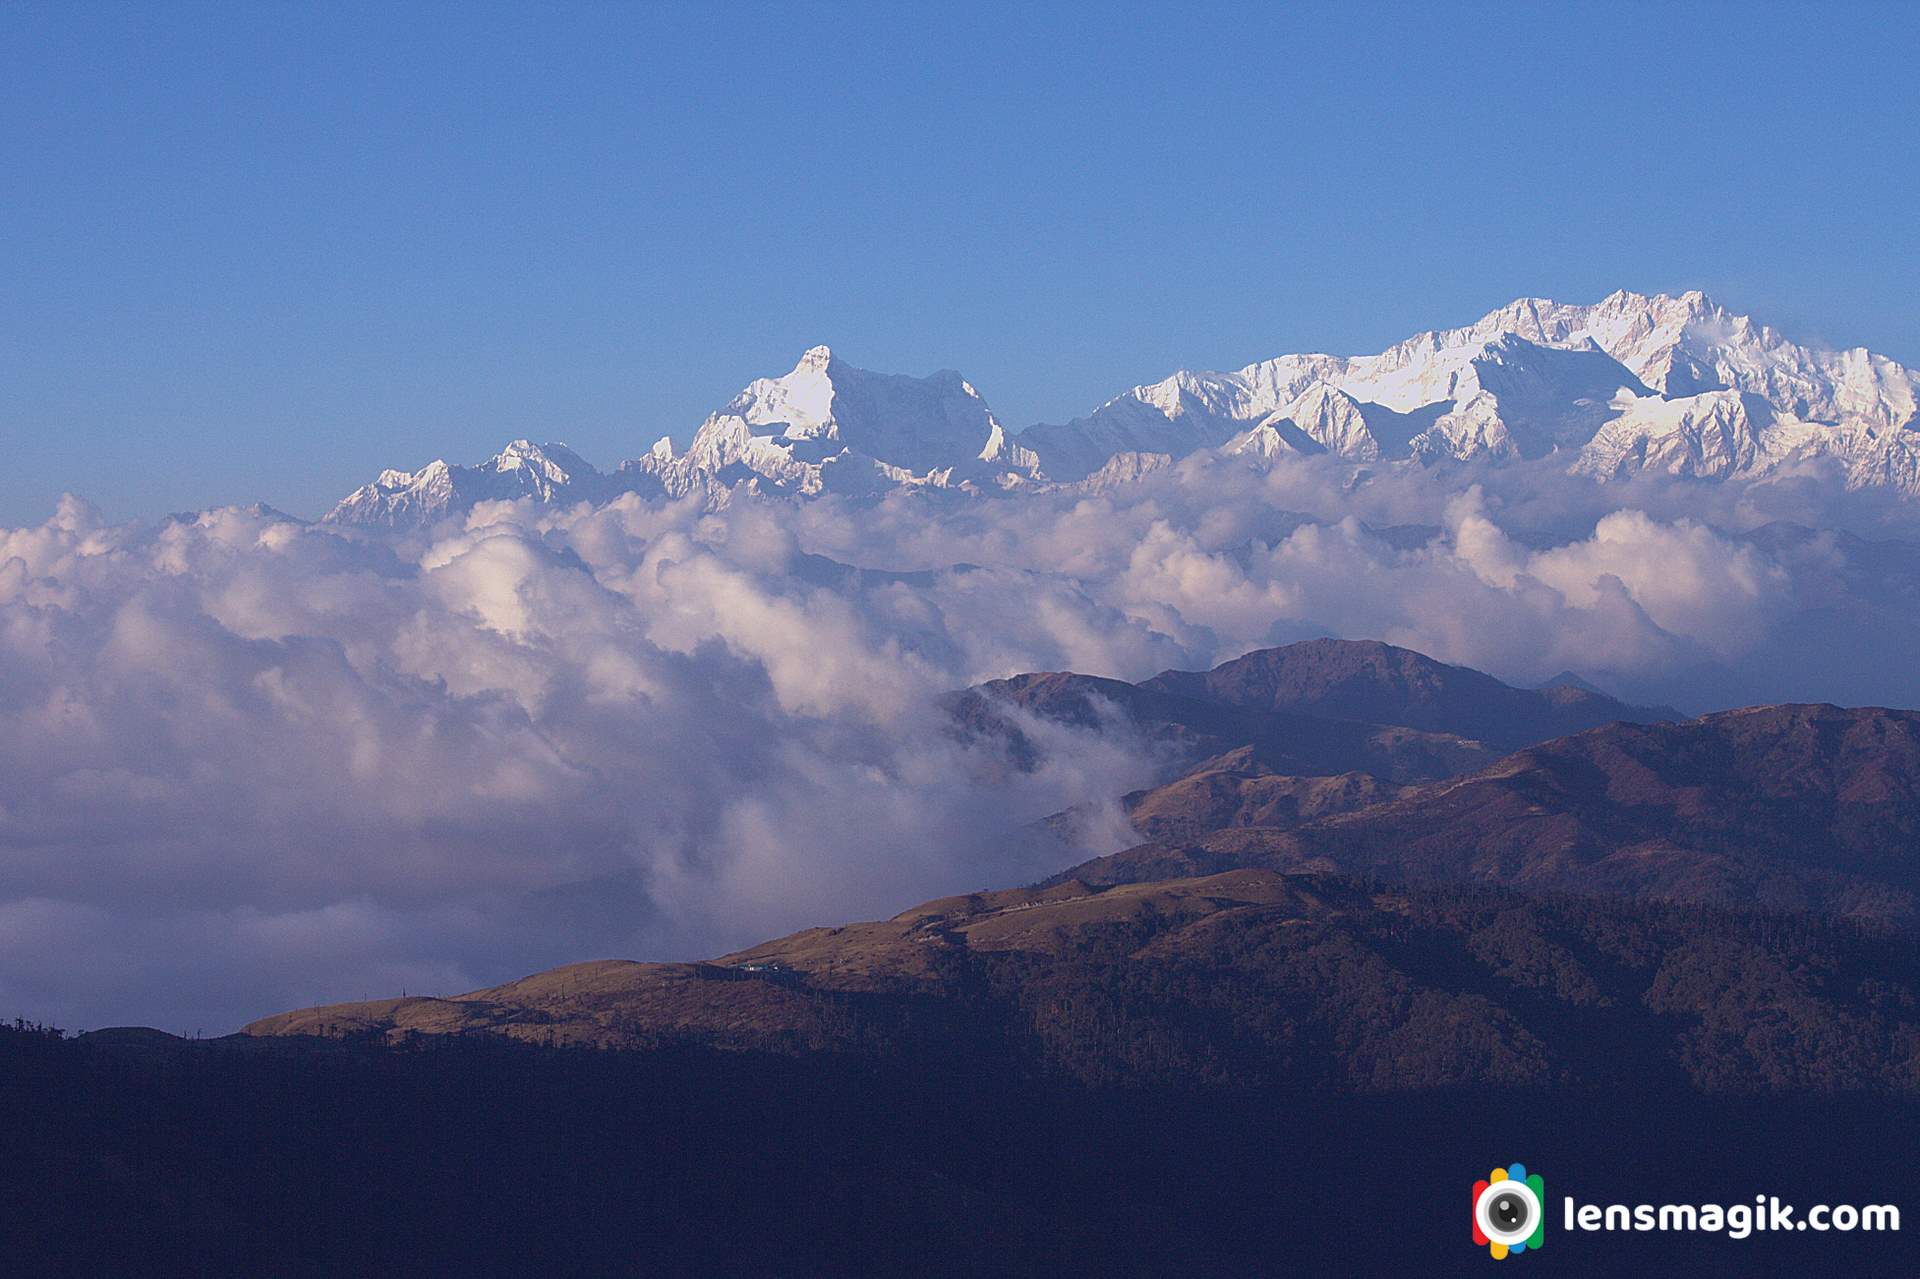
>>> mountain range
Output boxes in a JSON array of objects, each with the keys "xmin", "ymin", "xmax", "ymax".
[
  {"xmin": 328, "ymin": 291, "xmax": 1920, "ymax": 525},
  {"xmin": 238, "ymin": 638, "xmax": 1920, "ymax": 1097}
]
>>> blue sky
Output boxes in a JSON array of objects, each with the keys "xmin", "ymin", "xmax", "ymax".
[{"xmin": 4, "ymin": 0, "xmax": 1917, "ymax": 523}]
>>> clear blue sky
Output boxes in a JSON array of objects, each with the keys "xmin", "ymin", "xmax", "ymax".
[{"xmin": 4, "ymin": 1, "xmax": 1917, "ymax": 523}]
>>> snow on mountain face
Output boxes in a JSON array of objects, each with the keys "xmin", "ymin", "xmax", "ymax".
[
  {"xmin": 1213, "ymin": 336, "xmax": 1651, "ymax": 466},
  {"xmin": 1224, "ymin": 385, "xmax": 1446, "ymax": 463},
  {"xmin": 1572, "ymin": 391, "xmax": 1778, "ymax": 481},
  {"xmin": 1018, "ymin": 366, "xmax": 1302, "ymax": 481},
  {"xmin": 1453, "ymin": 291, "xmax": 1918, "ymax": 429},
  {"xmin": 1020, "ymin": 315, "xmax": 1662, "ymax": 478},
  {"xmin": 1413, "ymin": 336, "xmax": 1653, "ymax": 461},
  {"xmin": 326, "ymin": 292, "xmax": 1920, "ymax": 526}
]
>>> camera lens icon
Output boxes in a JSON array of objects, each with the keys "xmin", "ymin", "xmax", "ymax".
[
  {"xmin": 1472, "ymin": 1164, "xmax": 1544, "ymax": 1259},
  {"xmin": 1480, "ymin": 1183, "xmax": 1536, "ymax": 1242}
]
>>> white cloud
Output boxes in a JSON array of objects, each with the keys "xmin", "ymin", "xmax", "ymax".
[{"xmin": 4, "ymin": 461, "xmax": 1920, "ymax": 1031}]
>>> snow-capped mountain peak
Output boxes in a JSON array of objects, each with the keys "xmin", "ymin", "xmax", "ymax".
[{"xmin": 671, "ymin": 346, "xmax": 1027, "ymax": 485}]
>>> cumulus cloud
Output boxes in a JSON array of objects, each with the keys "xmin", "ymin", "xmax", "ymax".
[{"xmin": 5, "ymin": 459, "xmax": 1920, "ymax": 1031}]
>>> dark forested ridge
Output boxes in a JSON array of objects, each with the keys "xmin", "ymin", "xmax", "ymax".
[{"xmin": 5, "ymin": 1015, "xmax": 1915, "ymax": 1277}]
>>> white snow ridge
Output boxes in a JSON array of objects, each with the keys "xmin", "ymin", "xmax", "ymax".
[{"xmin": 326, "ymin": 291, "xmax": 1920, "ymax": 526}]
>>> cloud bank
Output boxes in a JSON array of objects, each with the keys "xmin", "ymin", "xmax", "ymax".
[{"xmin": 6, "ymin": 456, "xmax": 1920, "ymax": 1030}]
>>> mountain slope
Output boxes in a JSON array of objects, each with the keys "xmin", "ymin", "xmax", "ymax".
[
  {"xmin": 242, "ymin": 865, "xmax": 1920, "ymax": 1096},
  {"xmin": 1115, "ymin": 748, "xmax": 1408, "ymax": 842},
  {"xmin": 1058, "ymin": 704, "xmax": 1920, "ymax": 928}
]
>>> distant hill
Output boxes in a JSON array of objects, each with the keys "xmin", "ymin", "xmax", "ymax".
[
  {"xmin": 1137, "ymin": 638, "xmax": 1681, "ymax": 751},
  {"xmin": 959, "ymin": 638, "xmax": 1678, "ymax": 848},
  {"xmin": 1057, "ymin": 704, "xmax": 1920, "ymax": 928},
  {"xmin": 949, "ymin": 638, "xmax": 1675, "ymax": 784}
]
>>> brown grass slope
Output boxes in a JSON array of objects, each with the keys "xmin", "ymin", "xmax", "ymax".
[{"xmin": 1117, "ymin": 744, "xmax": 1411, "ymax": 840}]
